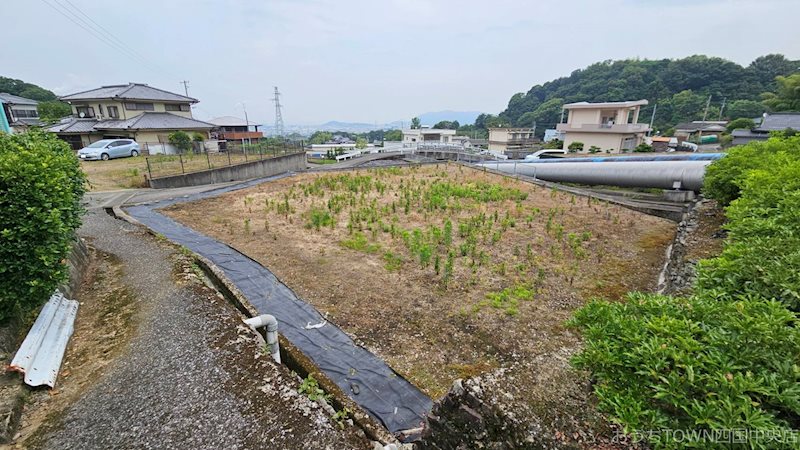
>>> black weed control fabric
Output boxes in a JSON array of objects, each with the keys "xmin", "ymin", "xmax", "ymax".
[{"xmin": 126, "ymin": 174, "xmax": 432, "ymax": 433}]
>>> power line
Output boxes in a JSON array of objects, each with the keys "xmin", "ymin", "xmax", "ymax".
[
  {"xmin": 40, "ymin": 0, "xmax": 172, "ymax": 78},
  {"xmin": 60, "ymin": 0, "xmax": 157, "ymax": 65}
]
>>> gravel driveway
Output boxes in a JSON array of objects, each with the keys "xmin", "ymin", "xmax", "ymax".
[{"xmin": 29, "ymin": 209, "xmax": 367, "ymax": 449}]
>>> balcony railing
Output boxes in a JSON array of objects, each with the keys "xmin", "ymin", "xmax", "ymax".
[
  {"xmin": 220, "ymin": 131, "xmax": 264, "ymax": 140},
  {"xmin": 556, "ymin": 123, "xmax": 650, "ymax": 133}
]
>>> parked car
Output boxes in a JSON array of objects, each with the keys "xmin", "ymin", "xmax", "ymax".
[
  {"xmin": 524, "ymin": 149, "xmax": 568, "ymax": 160},
  {"xmin": 77, "ymin": 139, "xmax": 140, "ymax": 161}
]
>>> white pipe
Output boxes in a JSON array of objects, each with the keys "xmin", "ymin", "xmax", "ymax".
[{"xmin": 244, "ymin": 314, "xmax": 281, "ymax": 364}]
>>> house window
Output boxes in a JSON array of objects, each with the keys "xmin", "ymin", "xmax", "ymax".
[
  {"xmin": 11, "ymin": 109, "xmax": 38, "ymax": 118},
  {"xmin": 76, "ymin": 106, "xmax": 95, "ymax": 118},
  {"xmin": 165, "ymin": 103, "xmax": 191, "ymax": 112},
  {"xmin": 107, "ymin": 106, "xmax": 119, "ymax": 118},
  {"xmin": 124, "ymin": 103, "xmax": 154, "ymax": 111}
]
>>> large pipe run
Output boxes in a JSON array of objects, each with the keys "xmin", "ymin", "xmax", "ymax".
[
  {"xmin": 244, "ymin": 314, "xmax": 281, "ymax": 364},
  {"xmin": 478, "ymin": 160, "xmax": 712, "ymax": 192}
]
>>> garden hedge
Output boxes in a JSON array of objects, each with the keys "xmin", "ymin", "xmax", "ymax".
[
  {"xmin": 571, "ymin": 135, "xmax": 800, "ymax": 448},
  {"xmin": 0, "ymin": 130, "xmax": 85, "ymax": 322}
]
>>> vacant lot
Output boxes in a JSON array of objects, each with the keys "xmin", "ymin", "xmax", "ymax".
[
  {"xmin": 81, "ymin": 150, "xmax": 294, "ymax": 191},
  {"xmin": 164, "ymin": 164, "xmax": 674, "ymax": 403}
]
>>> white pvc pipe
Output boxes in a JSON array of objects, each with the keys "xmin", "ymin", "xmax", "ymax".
[{"xmin": 244, "ymin": 314, "xmax": 281, "ymax": 364}]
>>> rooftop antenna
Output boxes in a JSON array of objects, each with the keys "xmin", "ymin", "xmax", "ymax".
[{"xmin": 272, "ymin": 86, "xmax": 285, "ymax": 137}]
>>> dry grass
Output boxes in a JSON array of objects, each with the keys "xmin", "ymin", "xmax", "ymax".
[
  {"xmin": 81, "ymin": 152, "xmax": 284, "ymax": 191},
  {"xmin": 163, "ymin": 164, "xmax": 675, "ymax": 398}
]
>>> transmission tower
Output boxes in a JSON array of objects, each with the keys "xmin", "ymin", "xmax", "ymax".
[{"xmin": 272, "ymin": 86, "xmax": 285, "ymax": 137}]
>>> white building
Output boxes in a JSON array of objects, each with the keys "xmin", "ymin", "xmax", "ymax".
[
  {"xmin": 402, "ymin": 128, "xmax": 456, "ymax": 147},
  {"xmin": 556, "ymin": 100, "xmax": 651, "ymax": 152}
]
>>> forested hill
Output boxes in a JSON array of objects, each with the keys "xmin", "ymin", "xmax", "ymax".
[
  {"xmin": 0, "ymin": 76, "xmax": 72, "ymax": 122},
  {"xmin": 497, "ymin": 54, "xmax": 800, "ymax": 133}
]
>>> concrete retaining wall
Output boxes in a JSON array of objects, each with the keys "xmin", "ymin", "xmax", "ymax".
[{"xmin": 148, "ymin": 152, "xmax": 307, "ymax": 189}]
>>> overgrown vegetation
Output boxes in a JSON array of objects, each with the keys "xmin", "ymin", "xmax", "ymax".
[
  {"xmin": 570, "ymin": 135, "xmax": 800, "ymax": 447},
  {"xmin": 0, "ymin": 131, "xmax": 86, "ymax": 322}
]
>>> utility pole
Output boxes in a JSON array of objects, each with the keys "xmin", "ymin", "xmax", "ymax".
[
  {"xmin": 649, "ymin": 103, "xmax": 658, "ymax": 136},
  {"xmin": 702, "ymin": 95, "xmax": 712, "ymax": 122},
  {"xmin": 180, "ymin": 80, "xmax": 190, "ymax": 97},
  {"xmin": 272, "ymin": 86, "xmax": 285, "ymax": 138},
  {"xmin": 241, "ymin": 102, "xmax": 250, "ymax": 145},
  {"xmin": 718, "ymin": 97, "xmax": 727, "ymax": 121}
]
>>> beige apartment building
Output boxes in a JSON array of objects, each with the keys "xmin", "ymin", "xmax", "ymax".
[
  {"xmin": 488, "ymin": 128, "xmax": 538, "ymax": 154},
  {"xmin": 48, "ymin": 83, "xmax": 214, "ymax": 150},
  {"xmin": 556, "ymin": 100, "xmax": 650, "ymax": 152}
]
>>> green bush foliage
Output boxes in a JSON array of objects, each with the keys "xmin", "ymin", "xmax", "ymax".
[
  {"xmin": 571, "ymin": 136, "xmax": 800, "ymax": 447},
  {"xmin": 703, "ymin": 136, "xmax": 800, "ymax": 206},
  {"xmin": 570, "ymin": 293, "xmax": 799, "ymax": 444},
  {"xmin": 567, "ymin": 141, "xmax": 584, "ymax": 152},
  {"xmin": 0, "ymin": 131, "xmax": 85, "ymax": 321},
  {"xmin": 168, "ymin": 131, "xmax": 192, "ymax": 152}
]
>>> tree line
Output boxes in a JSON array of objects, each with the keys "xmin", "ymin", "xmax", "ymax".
[
  {"xmin": 0, "ymin": 76, "xmax": 72, "ymax": 124},
  {"xmin": 493, "ymin": 54, "xmax": 800, "ymax": 136}
]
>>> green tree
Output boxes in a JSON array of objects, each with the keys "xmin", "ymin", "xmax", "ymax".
[
  {"xmin": 725, "ymin": 117, "xmax": 755, "ymax": 132},
  {"xmin": 410, "ymin": 117, "xmax": 421, "ymax": 129},
  {"xmin": 37, "ymin": 101, "xmax": 72, "ymax": 124},
  {"xmin": 762, "ymin": 73, "xmax": 800, "ymax": 112},
  {"xmin": 168, "ymin": 131, "xmax": 192, "ymax": 152},
  {"xmin": 0, "ymin": 131, "xmax": 86, "ymax": 322},
  {"xmin": 384, "ymin": 129, "xmax": 402, "ymax": 141},
  {"xmin": 725, "ymin": 99, "xmax": 764, "ymax": 119},
  {"xmin": 309, "ymin": 131, "xmax": 333, "ymax": 145},
  {"xmin": 355, "ymin": 137, "xmax": 367, "ymax": 149},
  {"xmin": 433, "ymin": 120, "xmax": 459, "ymax": 130}
]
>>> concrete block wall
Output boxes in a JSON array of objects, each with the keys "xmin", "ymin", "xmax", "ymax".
[{"xmin": 148, "ymin": 152, "xmax": 307, "ymax": 189}]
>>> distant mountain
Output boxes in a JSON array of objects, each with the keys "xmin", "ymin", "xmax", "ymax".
[{"xmin": 416, "ymin": 110, "xmax": 483, "ymax": 126}]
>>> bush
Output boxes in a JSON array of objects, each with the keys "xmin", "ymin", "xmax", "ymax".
[
  {"xmin": 567, "ymin": 141, "xmax": 584, "ymax": 152},
  {"xmin": 570, "ymin": 293, "xmax": 799, "ymax": 445},
  {"xmin": 191, "ymin": 133, "xmax": 205, "ymax": 142},
  {"xmin": 633, "ymin": 143, "xmax": 653, "ymax": 153},
  {"xmin": 703, "ymin": 136, "xmax": 800, "ymax": 206},
  {"xmin": 168, "ymin": 131, "xmax": 192, "ymax": 152},
  {"xmin": 588, "ymin": 145, "xmax": 601, "ymax": 154},
  {"xmin": 0, "ymin": 131, "xmax": 85, "ymax": 322},
  {"xmin": 725, "ymin": 117, "xmax": 755, "ymax": 133},
  {"xmin": 544, "ymin": 138, "xmax": 563, "ymax": 149},
  {"xmin": 571, "ymin": 135, "xmax": 800, "ymax": 447}
]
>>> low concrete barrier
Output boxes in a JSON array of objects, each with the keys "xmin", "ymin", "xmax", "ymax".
[{"xmin": 148, "ymin": 152, "xmax": 307, "ymax": 189}]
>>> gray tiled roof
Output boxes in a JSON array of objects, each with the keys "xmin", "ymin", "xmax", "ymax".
[
  {"xmin": 60, "ymin": 83, "xmax": 198, "ymax": 103},
  {"xmin": 755, "ymin": 113, "xmax": 800, "ymax": 131},
  {"xmin": 0, "ymin": 92, "xmax": 39, "ymax": 105},
  {"xmin": 95, "ymin": 112, "xmax": 213, "ymax": 130},
  {"xmin": 47, "ymin": 118, "xmax": 100, "ymax": 133},
  {"xmin": 674, "ymin": 122, "xmax": 727, "ymax": 132},
  {"xmin": 47, "ymin": 113, "xmax": 214, "ymax": 133},
  {"xmin": 10, "ymin": 118, "xmax": 42, "ymax": 126}
]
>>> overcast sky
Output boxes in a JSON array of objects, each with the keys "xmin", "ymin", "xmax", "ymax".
[{"xmin": 3, "ymin": 0, "xmax": 799, "ymax": 125}]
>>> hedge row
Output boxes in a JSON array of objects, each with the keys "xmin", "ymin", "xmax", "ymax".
[
  {"xmin": 570, "ymin": 136, "xmax": 800, "ymax": 448},
  {"xmin": 0, "ymin": 131, "xmax": 85, "ymax": 322}
]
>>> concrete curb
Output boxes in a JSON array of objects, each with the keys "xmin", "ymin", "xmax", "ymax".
[{"xmin": 106, "ymin": 205, "xmax": 396, "ymax": 445}]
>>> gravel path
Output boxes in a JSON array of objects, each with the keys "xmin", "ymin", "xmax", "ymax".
[{"xmin": 34, "ymin": 209, "xmax": 367, "ymax": 449}]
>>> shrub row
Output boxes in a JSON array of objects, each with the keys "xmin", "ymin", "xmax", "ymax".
[
  {"xmin": 0, "ymin": 131, "xmax": 85, "ymax": 322},
  {"xmin": 570, "ymin": 136, "xmax": 800, "ymax": 447}
]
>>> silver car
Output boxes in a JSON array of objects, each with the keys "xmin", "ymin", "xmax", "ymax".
[{"xmin": 77, "ymin": 139, "xmax": 140, "ymax": 161}]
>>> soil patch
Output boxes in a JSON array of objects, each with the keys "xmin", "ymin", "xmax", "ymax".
[{"xmin": 163, "ymin": 163, "xmax": 675, "ymax": 406}]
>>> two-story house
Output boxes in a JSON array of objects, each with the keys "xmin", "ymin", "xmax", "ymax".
[
  {"xmin": 556, "ymin": 100, "xmax": 651, "ymax": 152},
  {"xmin": 0, "ymin": 92, "xmax": 41, "ymax": 133},
  {"xmin": 488, "ymin": 128, "xmax": 539, "ymax": 155},
  {"xmin": 47, "ymin": 83, "xmax": 214, "ymax": 150}
]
